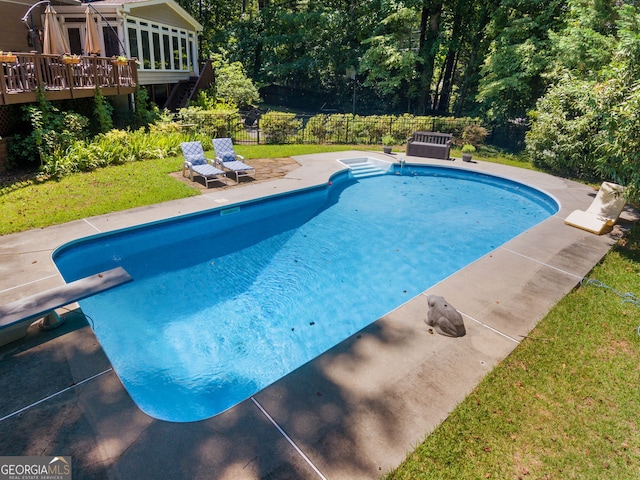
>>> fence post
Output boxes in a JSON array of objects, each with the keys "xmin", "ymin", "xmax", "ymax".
[
  {"xmin": 345, "ymin": 115, "xmax": 349, "ymax": 144},
  {"xmin": 256, "ymin": 117, "xmax": 260, "ymax": 145}
]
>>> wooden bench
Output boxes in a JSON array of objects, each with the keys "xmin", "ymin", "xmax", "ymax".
[
  {"xmin": 406, "ymin": 131, "xmax": 452, "ymax": 160},
  {"xmin": 0, "ymin": 267, "xmax": 132, "ymax": 347}
]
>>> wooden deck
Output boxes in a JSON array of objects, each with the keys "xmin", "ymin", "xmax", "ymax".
[{"xmin": 0, "ymin": 53, "xmax": 138, "ymax": 105}]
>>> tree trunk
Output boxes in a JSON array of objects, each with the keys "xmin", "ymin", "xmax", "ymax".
[
  {"xmin": 436, "ymin": 49, "xmax": 460, "ymax": 113},
  {"xmin": 435, "ymin": 0, "xmax": 464, "ymax": 113},
  {"xmin": 415, "ymin": 1, "xmax": 443, "ymax": 113},
  {"xmin": 453, "ymin": 3, "xmax": 495, "ymax": 116}
]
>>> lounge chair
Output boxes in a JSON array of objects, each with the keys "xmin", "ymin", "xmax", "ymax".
[
  {"xmin": 180, "ymin": 141, "xmax": 227, "ymax": 187},
  {"xmin": 564, "ymin": 182, "xmax": 626, "ymax": 234},
  {"xmin": 211, "ymin": 137, "xmax": 255, "ymax": 182}
]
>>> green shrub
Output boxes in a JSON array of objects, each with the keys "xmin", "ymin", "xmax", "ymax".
[
  {"xmin": 21, "ymin": 90, "xmax": 90, "ymax": 175},
  {"xmin": 597, "ymin": 78, "xmax": 640, "ymax": 202},
  {"xmin": 38, "ymin": 127, "xmax": 200, "ymax": 178},
  {"xmin": 261, "ymin": 112, "xmax": 302, "ymax": 144},
  {"xmin": 299, "ymin": 113, "xmax": 483, "ymax": 146},
  {"xmin": 93, "ymin": 88, "xmax": 114, "ymax": 133},
  {"xmin": 525, "ymin": 79, "xmax": 602, "ymax": 179},
  {"xmin": 178, "ymin": 105, "xmax": 243, "ymax": 139},
  {"xmin": 213, "ymin": 60, "xmax": 261, "ymax": 108},
  {"xmin": 461, "ymin": 144, "xmax": 476, "ymax": 153},
  {"xmin": 132, "ymin": 86, "xmax": 159, "ymax": 128},
  {"xmin": 461, "ymin": 124, "xmax": 489, "ymax": 147}
]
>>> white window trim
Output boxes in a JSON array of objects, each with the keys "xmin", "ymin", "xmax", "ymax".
[{"xmin": 125, "ymin": 15, "xmax": 196, "ymax": 73}]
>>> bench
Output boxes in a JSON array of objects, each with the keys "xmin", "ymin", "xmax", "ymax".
[
  {"xmin": 0, "ymin": 267, "xmax": 133, "ymax": 347},
  {"xmin": 406, "ymin": 131, "xmax": 452, "ymax": 160}
]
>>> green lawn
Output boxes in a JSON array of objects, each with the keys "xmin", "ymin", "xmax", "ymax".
[
  {"xmin": 0, "ymin": 158, "xmax": 195, "ymax": 235},
  {"xmin": 0, "ymin": 144, "xmax": 376, "ymax": 235}
]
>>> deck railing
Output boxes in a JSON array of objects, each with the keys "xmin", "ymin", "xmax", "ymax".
[{"xmin": 0, "ymin": 53, "xmax": 138, "ymax": 105}]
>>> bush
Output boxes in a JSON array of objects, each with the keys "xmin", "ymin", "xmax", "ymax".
[
  {"xmin": 93, "ymin": 89, "xmax": 114, "ymax": 133},
  {"xmin": 300, "ymin": 113, "xmax": 483, "ymax": 145},
  {"xmin": 597, "ymin": 78, "xmax": 640, "ymax": 202},
  {"xmin": 261, "ymin": 112, "xmax": 302, "ymax": 144},
  {"xmin": 525, "ymin": 79, "xmax": 602, "ymax": 179},
  {"xmin": 178, "ymin": 105, "xmax": 243, "ymax": 139},
  {"xmin": 461, "ymin": 144, "xmax": 476, "ymax": 153},
  {"xmin": 38, "ymin": 127, "xmax": 202, "ymax": 178},
  {"xmin": 461, "ymin": 124, "xmax": 489, "ymax": 147},
  {"xmin": 132, "ymin": 86, "xmax": 160, "ymax": 129},
  {"xmin": 19, "ymin": 89, "xmax": 90, "ymax": 175},
  {"xmin": 214, "ymin": 59, "xmax": 261, "ymax": 108}
]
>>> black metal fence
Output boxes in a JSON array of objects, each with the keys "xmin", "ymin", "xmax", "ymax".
[
  {"xmin": 175, "ymin": 110, "xmax": 527, "ymax": 151},
  {"xmin": 486, "ymin": 122, "xmax": 528, "ymax": 152}
]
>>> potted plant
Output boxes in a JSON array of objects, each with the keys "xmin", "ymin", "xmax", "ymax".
[
  {"xmin": 113, "ymin": 55, "xmax": 128, "ymax": 65},
  {"xmin": 0, "ymin": 51, "xmax": 17, "ymax": 63},
  {"xmin": 382, "ymin": 135, "xmax": 394, "ymax": 154},
  {"xmin": 62, "ymin": 54, "xmax": 81, "ymax": 64},
  {"xmin": 461, "ymin": 144, "xmax": 476, "ymax": 162}
]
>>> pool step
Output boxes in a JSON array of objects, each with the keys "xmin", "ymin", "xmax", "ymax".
[{"xmin": 348, "ymin": 161, "xmax": 386, "ymax": 179}]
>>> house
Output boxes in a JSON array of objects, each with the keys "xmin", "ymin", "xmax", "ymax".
[
  {"xmin": 0, "ymin": 0, "xmax": 208, "ymax": 136},
  {"xmin": 51, "ymin": 0, "xmax": 206, "ymax": 107}
]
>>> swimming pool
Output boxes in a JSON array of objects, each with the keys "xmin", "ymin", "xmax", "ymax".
[{"xmin": 53, "ymin": 162, "xmax": 558, "ymax": 422}]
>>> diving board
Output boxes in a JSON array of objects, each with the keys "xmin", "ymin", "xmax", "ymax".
[{"xmin": 0, "ymin": 267, "xmax": 132, "ymax": 347}]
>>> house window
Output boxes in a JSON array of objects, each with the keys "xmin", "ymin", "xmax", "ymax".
[
  {"xmin": 103, "ymin": 26, "xmax": 120, "ymax": 57},
  {"xmin": 128, "ymin": 27, "xmax": 139, "ymax": 59},
  {"xmin": 125, "ymin": 16, "xmax": 197, "ymax": 72},
  {"xmin": 172, "ymin": 36, "xmax": 179, "ymax": 70},
  {"xmin": 68, "ymin": 28, "xmax": 82, "ymax": 55},
  {"xmin": 141, "ymin": 30, "xmax": 151, "ymax": 69},
  {"xmin": 181, "ymin": 37, "xmax": 187, "ymax": 70},
  {"xmin": 163, "ymin": 35, "xmax": 171, "ymax": 69},
  {"xmin": 152, "ymin": 32, "xmax": 161, "ymax": 69}
]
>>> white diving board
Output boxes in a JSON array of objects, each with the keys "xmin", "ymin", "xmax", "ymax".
[{"xmin": 0, "ymin": 267, "xmax": 132, "ymax": 347}]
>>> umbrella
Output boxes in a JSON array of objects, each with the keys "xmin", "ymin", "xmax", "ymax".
[
  {"xmin": 84, "ymin": 6, "xmax": 101, "ymax": 55},
  {"xmin": 43, "ymin": 5, "xmax": 70, "ymax": 55}
]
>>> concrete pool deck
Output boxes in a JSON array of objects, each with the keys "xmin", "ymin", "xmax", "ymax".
[{"xmin": 0, "ymin": 151, "xmax": 637, "ymax": 479}]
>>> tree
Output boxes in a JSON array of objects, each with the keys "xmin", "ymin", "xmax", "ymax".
[
  {"xmin": 548, "ymin": 0, "xmax": 617, "ymax": 81},
  {"xmin": 477, "ymin": 0, "xmax": 566, "ymax": 123},
  {"xmin": 525, "ymin": 77, "xmax": 603, "ymax": 179},
  {"xmin": 413, "ymin": 0, "xmax": 443, "ymax": 113},
  {"xmin": 213, "ymin": 55, "xmax": 261, "ymax": 107},
  {"xmin": 526, "ymin": 2, "xmax": 640, "ymax": 201},
  {"xmin": 360, "ymin": 8, "xmax": 422, "ymax": 109}
]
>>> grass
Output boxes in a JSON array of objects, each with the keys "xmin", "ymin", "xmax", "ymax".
[
  {"xmin": 0, "ymin": 158, "xmax": 195, "ymax": 235},
  {"xmin": 234, "ymin": 143, "xmax": 381, "ymax": 158},
  {"xmin": 0, "ymin": 144, "xmax": 377, "ymax": 235},
  {"xmin": 387, "ymin": 229, "xmax": 640, "ymax": 479}
]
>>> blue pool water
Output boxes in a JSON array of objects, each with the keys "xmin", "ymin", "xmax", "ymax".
[{"xmin": 53, "ymin": 164, "xmax": 558, "ymax": 422}]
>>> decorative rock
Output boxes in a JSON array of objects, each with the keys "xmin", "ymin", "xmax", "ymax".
[{"xmin": 425, "ymin": 295, "xmax": 466, "ymax": 337}]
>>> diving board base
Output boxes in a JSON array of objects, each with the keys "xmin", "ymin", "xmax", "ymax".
[
  {"xmin": 0, "ymin": 267, "xmax": 132, "ymax": 347},
  {"xmin": 40, "ymin": 310, "xmax": 64, "ymax": 330}
]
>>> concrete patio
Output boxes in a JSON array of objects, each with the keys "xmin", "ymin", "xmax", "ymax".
[{"xmin": 0, "ymin": 151, "xmax": 635, "ymax": 479}]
